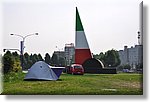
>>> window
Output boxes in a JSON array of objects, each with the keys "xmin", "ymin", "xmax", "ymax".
[{"xmin": 74, "ymin": 66, "xmax": 81, "ymax": 68}]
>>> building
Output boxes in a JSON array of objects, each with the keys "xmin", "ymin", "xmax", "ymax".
[
  {"xmin": 53, "ymin": 43, "xmax": 75, "ymax": 66},
  {"xmin": 118, "ymin": 45, "xmax": 143, "ymax": 69},
  {"xmin": 64, "ymin": 43, "xmax": 75, "ymax": 66},
  {"xmin": 118, "ymin": 2, "xmax": 143, "ymax": 70},
  {"xmin": 53, "ymin": 51, "xmax": 66, "ymax": 59},
  {"xmin": 53, "ymin": 51, "xmax": 66, "ymax": 66}
]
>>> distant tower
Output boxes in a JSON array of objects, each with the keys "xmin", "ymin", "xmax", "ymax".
[
  {"xmin": 65, "ymin": 43, "xmax": 75, "ymax": 65},
  {"xmin": 75, "ymin": 7, "xmax": 92, "ymax": 64}
]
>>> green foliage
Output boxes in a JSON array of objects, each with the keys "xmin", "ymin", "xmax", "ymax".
[
  {"xmin": 3, "ymin": 72, "xmax": 25, "ymax": 82},
  {"xmin": 38, "ymin": 54, "xmax": 43, "ymax": 61},
  {"xmin": 12, "ymin": 52, "xmax": 21, "ymax": 72},
  {"xmin": 105, "ymin": 50, "xmax": 119, "ymax": 67},
  {"xmin": 31, "ymin": 54, "xmax": 39, "ymax": 64},
  {"xmin": 3, "ymin": 51, "xmax": 21, "ymax": 73},
  {"xmin": 23, "ymin": 52, "xmax": 31, "ymax": 70},
  {"xmin": 44, "ymin": 53, "xmax": 51, "ymax": 65},
  {"xmin": 23, "ymin": 53, "xmax": 44, "ymax": 69},
  {"xmin": 3, "ymin": 51, "xmax": 14, "ymax": 74},
  {"xmin": 12, "ymin": 58, "xmax": 21, "ymax": 72},
  {"xmin": 12, "ymin": 51, "xmax": 19, "ymax": 58},
  {"xmin": 93, "ymin": 49, "xmax": 121, "ymax": 67},
  {"xmin": 23, "ymin": 53, "xmax": 34, "ymax": 70},
  {"xmin": 3, "ymin": 51, "xmax": 45, "ymax": 72},
  {"xmin": 51, "ymin": 53, "xmax": 58, "ymax": 66}
]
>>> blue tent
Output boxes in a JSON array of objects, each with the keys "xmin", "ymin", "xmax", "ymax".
[{"xmin": 24, "ymin": 61, "xmax": 64, "ymax": 81}]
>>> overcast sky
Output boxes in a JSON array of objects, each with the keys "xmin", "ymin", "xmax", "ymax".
[{"xmin": 1, "ymin": 0, "xmax": 142, "ymax": 57}]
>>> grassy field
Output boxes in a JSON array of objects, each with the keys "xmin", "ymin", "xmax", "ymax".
[{"xmin": 2, "ymin": 72, "xmax": 143, "ymax": 95}]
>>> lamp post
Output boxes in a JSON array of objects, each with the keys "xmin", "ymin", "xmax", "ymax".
[{"xmin": 10, "ymin": 33, "xmax": 38, "ymax": 70}]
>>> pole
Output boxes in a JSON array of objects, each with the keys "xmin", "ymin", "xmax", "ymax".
[
  {"xmin": 10, "ymin": 33, "xmax": 38, "ymax": 70},
  {"xmin": 20, "ymin": 41, "xmax": 24, "ymax": 70}
]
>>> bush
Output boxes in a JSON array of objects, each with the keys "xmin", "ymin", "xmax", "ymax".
[
  {"xmin": 12, "ymin": 59, "xmax": 21, "ymax": 72},
  {"xmin": 4, "ymin": 72, "xmax": 25, "ymax": 82},
  {"xmin": 3, "ymin": 51, "xmax": 22, "ymax": 74}
]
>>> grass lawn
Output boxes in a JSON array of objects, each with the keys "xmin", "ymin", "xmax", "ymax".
[{"xmin": 2, "ymin": 72, "xmax": 143, "ymax": 95}]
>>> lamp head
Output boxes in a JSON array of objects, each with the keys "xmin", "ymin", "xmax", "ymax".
[
  {"xmin": 3, "ymin": 49, "xmax": 6, "ymax": 52},
  {"xmin": 35, "ymin": 33, "xmax": 38, "ymax": 35}
]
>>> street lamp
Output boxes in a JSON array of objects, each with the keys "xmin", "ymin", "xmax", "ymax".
[
  {"xmin": 10, "ymin": 33, "xmax": 38, "ymax": 42},
  {"xmin": 10, "ymin": 33, "xmax": 38, "ymax": 70}
]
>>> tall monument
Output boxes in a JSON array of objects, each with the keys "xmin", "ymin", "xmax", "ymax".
[{"xmin": 75, "ymin": 7, "xmax": 92, "ymax": 65}]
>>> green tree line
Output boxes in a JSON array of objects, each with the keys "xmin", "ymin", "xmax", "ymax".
[
  {"xmin": 2, "ymin": 49, "xmax": 120, "ymax": 74},
  {"xmin": 93, "ymin": 49, "xmax": 121, "ymax": 67},
  {"xmin": 2, "ymin": 51, "xmax": 60, "ymax": 74}
]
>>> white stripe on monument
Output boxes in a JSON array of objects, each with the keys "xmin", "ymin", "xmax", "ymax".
[{"xmin": 75, "ymin": 31, "xmax": 90, "ymax": 49}]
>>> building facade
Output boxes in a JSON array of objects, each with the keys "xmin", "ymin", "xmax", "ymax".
[
  {"xmin": 64, "ymin": 43, "xmax": 75, "ymax": 66},
  {"xmin": 53, "ymin": 51, "xmax": 66, "ymax": 59},
  {"xmin": 53, "ymin": 51, "xmax": 66, "ymax": 66},
  {"xmin": 118, "ymin": 45, "xmax": 143, "ymax": 69}
]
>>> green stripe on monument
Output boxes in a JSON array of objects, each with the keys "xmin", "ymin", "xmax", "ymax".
[{"xmin": 76, "ymin": 7, "xmax": 84, "ymax": 31}]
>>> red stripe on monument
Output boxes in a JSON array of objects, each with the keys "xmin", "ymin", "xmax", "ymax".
[{"xmin": 75, "ymin": 49, "xmax": 92, "ymax": 65}]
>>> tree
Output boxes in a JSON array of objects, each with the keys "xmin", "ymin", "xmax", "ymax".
[
  {"xmin": 44, "ymin": 53, "xmax": 51, "ymax": 65},
  {"xmin": 12, "ymin": 51, "xmax": 19, "ymax": 58},
  {"xmin": 3, "ymin": 51, "xmax": 14, "ymax": 73},
  {"xmin": 12, "ymin": 51, "xmax": 21, "ymax": 72},
  {"xmin": 93, "ymin": 54, "xmax": 100, "ymax": 59},
  {"xmin": 27, "ymin": 53, "xmax": 44, "ymax": 68},
  {"xmin": 51, "ymin": 53, "xmax": 58, "ymax": 66},
  {"xmin": 31, "ymin": 54, "xmax": 39, "ymax": 64},
  {"xmin": 38, "ymin": 54, "xmax": 43, "ymax": 61},
  {"xmin": 104, "ymin": 49, "xmax": 120, "ymax": 67},
  {"xmin": 93, "ymin": 52, "xmax": 105, "ymax": 65},
  {"xmin": 93, "ymin": 49, "xmax": 121, "ymax": 67},
  {"xmin": 3, "ymin": 51, "xmax": 21, "ymax": 73},
  {"xmin": 23, "ymin": 52, "xmax": 33, "ymax": 70},
  {"xmin": 30, "ymin": 54, "xmax": 33, "ymax": 61},
  {"xmin": 12, "ymin": 58, "xmax": 21, "ymax": 72},
  {"xmin": 98, "ymin": 52, "xmax": 105, "ymax": 64}
]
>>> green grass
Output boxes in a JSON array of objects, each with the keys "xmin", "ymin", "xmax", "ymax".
[{"xmin": 2, "ymin": 72, "xmax": 143, "ymax": 95}]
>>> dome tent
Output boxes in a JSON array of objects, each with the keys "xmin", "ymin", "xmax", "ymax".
[{"xmin": 24, "ymin": 61, "xmax": 64, "ymax": 81}]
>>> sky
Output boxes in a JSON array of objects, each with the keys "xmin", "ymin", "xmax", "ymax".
[{"xmin": 1, "ymin": 0, "xmax": 142, "ymax": 57}]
